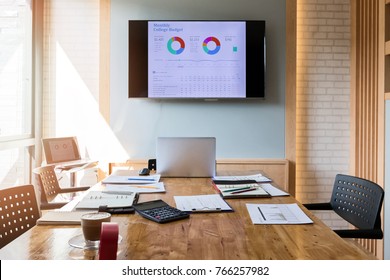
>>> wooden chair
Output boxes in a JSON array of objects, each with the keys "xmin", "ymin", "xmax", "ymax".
[
  {"xmin": 304, "ymin": 174, "xmax": 384, "ymax": 239},
  {"xmin": 0, "ymin": 185, "xmax": 40, "ymax": 249},
  {"xmin": 34, "ymin": 165, "xmax": 90, "ymax": 210}
]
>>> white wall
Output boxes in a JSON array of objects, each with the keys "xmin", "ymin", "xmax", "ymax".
[{"xmin": 110, "ymin": 0, "xmax": 286, "ymax": 160}]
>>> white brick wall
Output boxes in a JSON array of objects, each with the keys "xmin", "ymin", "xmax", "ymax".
[
  {"xmin": 297, "ymin": 0, "xmax": 351, "ymax": 229},
  {"xmin": 42, "ymin": 0, "xmax": 100, "ymax": 138},
  {"xmin": 42, "ymin": 0, "xmax": 100, "ymax": 186}
]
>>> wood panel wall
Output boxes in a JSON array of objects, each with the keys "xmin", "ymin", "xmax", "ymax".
[
  {"xmin": 351, "ymin": 0, "xmax": 385, "ymax": 259},
  {"xmin": 286, "ymin": 0, "xmax": 297, "ymax": 198}
]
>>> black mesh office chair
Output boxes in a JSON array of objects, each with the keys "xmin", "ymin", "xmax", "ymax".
[{"xmin": 303, "ymin": 174, "xmax": 384, "ymax": 239}]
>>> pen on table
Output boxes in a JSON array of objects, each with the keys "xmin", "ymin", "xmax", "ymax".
[
  {"xmin": 222, "ymin": 186, "xmax": 252, "ymax": 193},
  {"xmin": 127, "ymin": 177, "xmax": 155, "ymax": 181},
  {"xmin": 191, "ymin": 207, "xmax": 222, "ymax": 212},
  {"xmin": 132, "ymin": 185, "xmax": 159, "ymax": 189},
  {"xmin": 231, "ymin": 188, "xmax": 257, "ymax": 194},
  {"xmin": 257, "ymin": 207, "xmax": 266, "ymax": 221}
]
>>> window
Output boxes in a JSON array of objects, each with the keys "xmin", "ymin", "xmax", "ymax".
[{"xmin": 0, "ymin": 0, "xmax": 35, "ymax": 188}]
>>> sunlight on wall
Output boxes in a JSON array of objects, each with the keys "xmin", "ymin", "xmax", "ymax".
[
  {"xmin": 296, "ymin": 0, "xmax": 351, "ymax": 230},
  {"xmin": 54, "ymin": 42, "xmax": 128, "ymax": 172},
  {"xmin": 0, "ymin": 50, "xmax": 20, "ymax": 186},
  {"xmin": 0, "ymin": 42, "xmax": 29, "ymax": 187},
  {"xmin": 0, "ymin": 149, "xmax": 23, "ymax": 187}
]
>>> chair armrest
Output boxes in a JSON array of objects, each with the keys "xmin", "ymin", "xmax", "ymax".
[
  {"xmin": 58, "ymin": 186, "xmax": 90, "ymax": 193},
  {"xmin": 303, "ymin": 202, "xmax": 332, "ymax": 210},
  {"xmin": 334, "ymin": 228, "xmax": 383, "ymax": 239},
  {"xmin": 40, "ymin": 202, "xmax": 68, "ymax": 210}
]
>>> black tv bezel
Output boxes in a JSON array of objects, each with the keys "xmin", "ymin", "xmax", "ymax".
[{"xmin": 128, "ymin": 20, "xmax": 266, "ymax": 100}]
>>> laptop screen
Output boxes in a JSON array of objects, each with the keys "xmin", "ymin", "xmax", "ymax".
[
  {"xmin": 156, "ymin": 137, "xmax": 216, "ymax": 178},
  {"xmin": 42, "ymin": 137, "xmax": 81, "ymax": 164}
]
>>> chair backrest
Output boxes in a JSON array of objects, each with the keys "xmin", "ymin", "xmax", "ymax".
[
  {"xmin": 42, "ymin": 136, "xmax": 81, "ymax": 164},
  {"xmin": 330, "ymin": 174, "xmax": 384, "ymax": 230},
  {"xmin": 0, "ymin": 185, "xmax": 40, "ymax": 249},
  {"xmin": 34, "ymin": 165, "xmax": 61, "ymax": 203}
]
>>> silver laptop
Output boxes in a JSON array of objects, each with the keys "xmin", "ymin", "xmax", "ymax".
[{"xmin": 156, "ymin": 137, "xmax": 216, "ymax": 177}]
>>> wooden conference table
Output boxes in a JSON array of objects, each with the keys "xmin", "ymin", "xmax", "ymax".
[{"xmin": 0, "ymin": 173, "xmax": 376, "ymax": 260}]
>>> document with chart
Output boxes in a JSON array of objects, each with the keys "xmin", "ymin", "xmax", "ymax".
[{"xmin": 246, "ymin": 203, "xmax": 313, "ymax": 224}]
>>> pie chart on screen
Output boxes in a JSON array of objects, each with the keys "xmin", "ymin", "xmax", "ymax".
[
  {"xmin": 203, "ymin": 36, "xmax": 221, "ymax": 55},
  {"xmin": 167, "ymin": 36, "xmax": 185, "ymax": 55}
]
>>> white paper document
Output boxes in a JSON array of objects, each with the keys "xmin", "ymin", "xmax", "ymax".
[
  {"xmin": 246, "ymin": 203, "xmax": 313, "ymax": 224},
  {"xmin": 213, "ymin": 173, "xmax": 271, "ymax": 183},
  {"xmin": 261, "ymin": 183, "xmax": 289, "ymax": 196},
  {"xmin": 174, "ymin": 194, "xmax": 233, "ymax": 212},
  {"xmin": 103, "ymin": 182, "xmax": 165, "ymax": 194},
  {"xmin": 102, "ymin": 174, "xmax": 161, "ymax": 184}
]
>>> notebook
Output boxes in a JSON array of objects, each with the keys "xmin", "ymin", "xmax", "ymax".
[
  {"xmin": 75, "ymin": 191, "xmax": 138, "ymax": 210},
  {"xmin": 42, "ymin": 136, "xmax": 95, "ymax": 168},
  {"xmin": 213, "ymin": 183, "xmax": 271, "ymax": 198},
  {"xmin": 156, "ymin": 137, "xmax": 216, "ymax": 177},
  {"xmin": 36, "ymin": 211, "xmax": 95, "ymax": 225}
]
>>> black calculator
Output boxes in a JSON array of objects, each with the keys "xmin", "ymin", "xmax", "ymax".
[{"xmin": 133, "ymin": 199, "xmax": 190, "ymax": 223}]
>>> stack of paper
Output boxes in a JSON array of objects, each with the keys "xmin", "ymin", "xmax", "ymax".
[
  {"xmin": 102, "ymin": 174, "xmax": 165, "ymax": 193},
  {"xmin": 37, "ymin": 211, "xmax": 95, "ymax": 225},
  {"xmin": 212, "ymin": 173, "xmax": 289, "ymax": 197},
  {"xmin": 213, "ymin": 173, "xmax": 272, "ymax": 184},
  {"xmin": 102, "ymin": 174, "xmax": 161, "ymax": 184}
]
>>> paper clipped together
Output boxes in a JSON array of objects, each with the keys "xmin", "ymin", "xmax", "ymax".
[{"xmin": 173, "ymin": 194, "xmax": 233, "ymax": 212}]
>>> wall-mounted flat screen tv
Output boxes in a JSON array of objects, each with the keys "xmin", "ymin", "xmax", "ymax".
[{"xmin": 129, "ymin": 20, "xmax": 266, "ymax": 100}]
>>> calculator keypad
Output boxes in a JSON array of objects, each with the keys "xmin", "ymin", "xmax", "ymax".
[
  {"xmin": 143, "ymin": 206, "xmax": 186, "ymax": 222},
  {"xmin": 133, "ymin": 200, "xmax": 190, "ymax": 223}
]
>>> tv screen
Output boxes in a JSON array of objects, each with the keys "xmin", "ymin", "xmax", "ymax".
[{"xmin": 129, "ymin": 20, "xmax": 266, "ymax": 99}]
